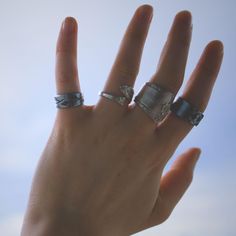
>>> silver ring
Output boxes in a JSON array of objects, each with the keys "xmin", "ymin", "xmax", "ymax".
[
  {"xmin": 170, "ymin": 97, "xmax": 204, "ymax": 126},
  {"xmin": 134, "ymin": 82, "xmax": 175, "ymax": 123},
  {"xmin": 55, "ymin": 92, "xmax": 84, "ymax": 109},
  {"xmin": 99, "ymin": 85, "xmax": 134, "ymax": 106}
]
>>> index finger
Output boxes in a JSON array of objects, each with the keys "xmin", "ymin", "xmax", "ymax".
[{"xmin": 55, "ymin": 17, "xmax": 81, "ymax": 95}]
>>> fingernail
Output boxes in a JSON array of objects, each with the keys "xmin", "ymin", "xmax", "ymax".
[
  {"xmin": 192, "ymin": 150, "xmax": 201, "ymax": 170},
  {"xmin": 138, "ymin": 5, "xmax": 153, "ymax": 23},
  {"xmin": 216, "ymin": 40, "xmax": 224, "ymax": 54},
  {"xmin": 62, "ymin": 17, "xmax": 76, "ymax": 33},
  {"xmin": 176, "ymin": 10, "xmax": 192, "ymax": 28},
  {"xmin": 207, "ymin": 40, "xmax": 224, "ymax": 57}
]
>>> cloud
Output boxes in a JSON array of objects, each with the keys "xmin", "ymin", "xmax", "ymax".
[
  {"xmin": 0, "ymin": 214, "xmax": 23, "ymax": 236},
  {"xmin": 134, "ymin": 168, "xmax": 236, "ymax": 236}
]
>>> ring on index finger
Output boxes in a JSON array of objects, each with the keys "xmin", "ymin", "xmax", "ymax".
[{"xmin": 55, "ymin": 92, "xmax": 84, "ymax": 109}]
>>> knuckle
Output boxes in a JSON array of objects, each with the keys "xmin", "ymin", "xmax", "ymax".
[
  {"xmin": 129, "ymin": 30, "xmax": 144, "ymax": 42},
  {"xmin": 200, "ymin": 62, "xmax": 217, "ymax": 78},
  {"xmin": 128, "ymin": 24, "xmax": 146, "ymax": 41},
  {"xmin": 175, "ymin": 29, "xmax": 191, "ymax": 49},
  {"xmin": 183, "ymin": 169, "xmax": 194, "ymax": 184},
  {"xmin": 179, "ymin": 36, "xmax": 190, "ymax": 49},
  {"xmin": 172, "ymin": 168, "xmax": 193, "ymax": 186},
  {"xmin": 167, "ymin": 31, "xmax": 190, "ymax": 50},
  {"xmin": 157, "ymin": 209, "xmax": 172, "ymax": 224},
  {"xmin": 115, "ymin": 65, "xmax": 138, "ymax": 80},
  {"xmin": 56, "ymin": 47, "xmax": 70, "ymax": 56},
  {"xmin": 155, "ymin": 191, "xmax": 173, "ymax": 224},
  {"xmin": 57, "ymin": 66, "xmax": 78, "ymax": 83},
  {"xmin": 154, "ymin": 70, "xmax": 183, "ymax": 89}
]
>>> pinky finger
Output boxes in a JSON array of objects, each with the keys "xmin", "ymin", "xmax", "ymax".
[{"xmin": 158, "ymin": 40, "xmax": 224, "ymax": 148}]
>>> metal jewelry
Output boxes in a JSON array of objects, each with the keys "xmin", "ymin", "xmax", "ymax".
[
  {"xmin": 170, "ymin": 97, "xmax": 204, "ymax": 126},
  {"xmin": 55, "ymin": 92, "xmax": 84, "ymax": 109},
  {"xmin": 134, "ymin": 82, "xmax": 175, "ymax": 123},
  {"xmin": 99, "ymin": 85, "xmax": 134, "ymax": 106}
]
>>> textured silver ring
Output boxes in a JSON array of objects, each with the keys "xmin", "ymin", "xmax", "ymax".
[
  {"xmin": 134, "ymin": 82, "xmax": 175, "ymax": 123},
  {"xmin": 55, "ymin": 92, "xmax": 84, "ymax": 109},
  {"xmin": 170, "ymin": 97, "xmax": 204, "ymax": 126},
  {"xmin": 99, "ymin": 85, "xmax": 134, "ymax": 106}
]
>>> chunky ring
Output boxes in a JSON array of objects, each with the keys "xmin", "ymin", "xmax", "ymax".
[
  {"xmin": 55, "ymin": 92, "xmax": 84, "ymax": 109},
  {"xmin": 134, "ymin": 82, "xmax": 175, "ymax": 123},
  {"xmin": 99, "ymin": 85, "xmax": 134, "ymax": 106},
  {"xmin": 170, "ymin": 97, "xmax": 204, "ymax": 126}
]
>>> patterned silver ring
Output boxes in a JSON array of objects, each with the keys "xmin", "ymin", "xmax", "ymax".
[
  {"xmin": 99, "ymin": 85, "xmax": 134, "ymax": 106},
  {"xmin": 55, "ymin": 92, "xmax": 84, "ymax": 109},
  {"xmin": 134, "ymin": 82, "xmax": 175, "ymax": 123},
  {"xmin": 170, "ymin": 97, "xmax": 204, "ymax": 126}
]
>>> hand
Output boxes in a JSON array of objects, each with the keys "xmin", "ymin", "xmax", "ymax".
[{"xmin": 21, "ymin": 5, "xmax": 223, "ymax": 236}]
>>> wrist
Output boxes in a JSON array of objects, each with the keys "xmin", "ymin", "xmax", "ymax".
[{"xmin": 21, "ymin": 210, "xmax": 121, "ymax": 236}]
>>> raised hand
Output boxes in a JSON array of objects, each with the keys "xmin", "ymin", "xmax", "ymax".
[{"xmin": 21, "ymin": 5, "xmax": 223, "ymax": 236}]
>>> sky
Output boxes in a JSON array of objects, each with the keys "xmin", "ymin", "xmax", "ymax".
[{"xmin": 0, "ymin": 0, "xmax": 236, "ymax": 235}]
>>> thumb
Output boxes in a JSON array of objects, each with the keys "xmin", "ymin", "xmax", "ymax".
[{"xmin": 147, "ymin": 148, "xmax": 201, "ymax": 228}]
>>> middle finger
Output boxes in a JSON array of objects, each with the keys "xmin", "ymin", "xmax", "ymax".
[{"xmin": 94, "ymin": 5, "xmax": 153, "ymax": 118}]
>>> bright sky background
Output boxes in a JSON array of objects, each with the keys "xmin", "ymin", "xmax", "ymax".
[{"xmin": 0, "ymin": 0, "xmax": 235, "ymax": 235}]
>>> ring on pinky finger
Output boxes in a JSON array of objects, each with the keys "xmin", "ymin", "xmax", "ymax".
[{"xmin": 170, "ymin": 97, "xmax": 204, "ymax": 126}]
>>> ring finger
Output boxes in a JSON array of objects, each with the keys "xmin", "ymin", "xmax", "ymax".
[{"xmin": 131, "ymin": 11, "xmax": 192, "ymax": 128}]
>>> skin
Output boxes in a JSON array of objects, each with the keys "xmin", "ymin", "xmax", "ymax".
[{"xmin": 20, "ymin": 4, "xmax": 224, "ymax": 236}]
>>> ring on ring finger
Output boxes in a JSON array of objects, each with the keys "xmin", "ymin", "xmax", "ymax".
[{"xmin": 134, "ymin": 82, "xmax": 175, "ymax": 123}]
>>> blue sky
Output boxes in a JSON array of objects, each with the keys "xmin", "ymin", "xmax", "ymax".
[{"xmin": 0, "ymin": 0, "xmax": 235, "ymax": 235}]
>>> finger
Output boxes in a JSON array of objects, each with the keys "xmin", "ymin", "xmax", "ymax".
[
  {"xmin": 55, "ymin": 17, "xmax": 81, "ymax": 95},
  {"xmin": 158, "ymin": 40, "xmax": 224, "ymax": 148},
  {"xmin": 95, "ymin": 5, "xmax": 153, "ymax": 115},
  {"xmin": 144, "ymin": 148, "xmax": 200, "ymax": 228},
  {"xmin": 55, "ymin": 17, "xmax": 85, "ymax": 121},
  {"xmin": 131, "ymin": 11, "xmax": 192, "ymax": 126}
]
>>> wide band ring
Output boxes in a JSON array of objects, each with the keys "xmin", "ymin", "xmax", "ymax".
[
  {"xmin": 170, "ymin": 97, "xmax": 204, "ymax": 126},
  {"xmin": 99, "ymin": 85, "xmax": 134, "ymax": 106},
  {"xmin": 55, "ymin": 92, "xmax": 84, "ymax": 109},
  {"xmin": 134, "ymin": 82, "xmax": 175, "ymax": 123}
]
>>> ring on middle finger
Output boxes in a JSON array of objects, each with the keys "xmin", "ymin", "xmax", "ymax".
[
  {"xmin": 99, "ymin": 85, "xmax": 134, "ymax": 106},
  {"xmin": 134, "ymin": 82, "xmax": 175, "ymax": 123}
]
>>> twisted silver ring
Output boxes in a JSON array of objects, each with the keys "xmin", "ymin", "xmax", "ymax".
[
  {"xmin": 55, "ymin": 92, "xmax": 84, "ymax": 109},
  {"xmin": 99, "ymin": 85, "xmax": 134, "ymax": 106}
]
